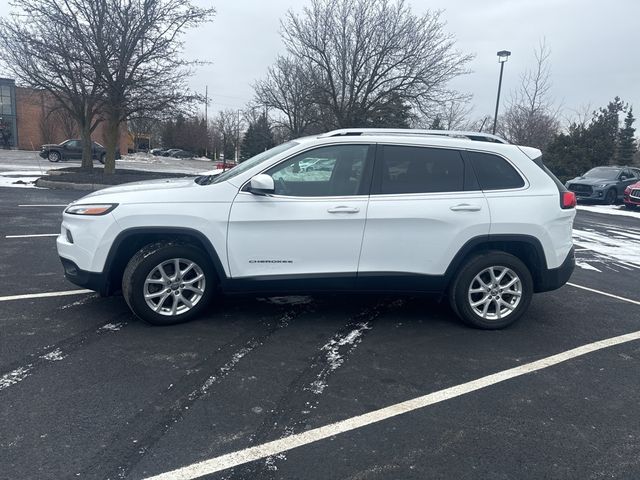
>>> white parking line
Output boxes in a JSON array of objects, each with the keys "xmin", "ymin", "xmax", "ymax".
[
  {"xmin": 144, "ymin": 328, "xmax": 640, "ymax": 480},
  {"xmin": 568, "ymin": 282, "xmax": 640, "ymax": 306},
  {"xmin": 5, "ymin": 233, "xmax": 58, "ymax": 239},
  {"xmin": 0, "ymin": 290, "xmax": 92, "ymax": 302},
  {"xmin": 18, "ymin": 204, "xmax": 68, "ymax": 207}
]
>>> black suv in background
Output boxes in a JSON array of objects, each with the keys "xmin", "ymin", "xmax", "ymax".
[
  {"xmin": 39, "ymin": 139, "xmax": 121, "ymax": 164},
  {"xmin": 565, "ymin": 166, "xmax": 640, "ymax": 204}
]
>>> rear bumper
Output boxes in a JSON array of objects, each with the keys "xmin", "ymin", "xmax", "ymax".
[
  {"xmin": 535, "ymin": 246, "xmax": 575, "ymax": 293},
  {"xmin": 60, "ymin": 257, "xmax": 109, "ymax": 295}
]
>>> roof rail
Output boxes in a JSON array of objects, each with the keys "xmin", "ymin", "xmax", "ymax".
[{"xmin": 318, "ymin": 128, "xmax": 509, "ymax": 144}]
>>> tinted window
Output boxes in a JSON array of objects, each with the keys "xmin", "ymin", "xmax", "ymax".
[
  {"xmin": 378, "ymin": 145, "xmax": 464, "ymax": 194},
  {"xmin": 266, "ymin": 144, "xmax": 370, "ymax": 196},
  {"xmin": 466, "ymin": 151, "xmax": 525, "ymax": 190}
]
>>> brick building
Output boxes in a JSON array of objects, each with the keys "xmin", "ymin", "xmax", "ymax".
[{"xmin": 0, "ymin": 77, "xmax": 127, "ymax": 153}]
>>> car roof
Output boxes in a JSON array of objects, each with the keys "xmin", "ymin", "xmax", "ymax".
[{"xmin": 292, "ymin": 129, "xmax": 528, "ymax": 157}]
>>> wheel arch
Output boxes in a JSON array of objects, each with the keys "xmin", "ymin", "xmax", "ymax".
[
  {"xmin": 103, "ymin": 227, "xmax": 227, "ymax": 296},
  {"xmin": 445, "ymin": 234, "xmax": 548, "ymax": 292}
]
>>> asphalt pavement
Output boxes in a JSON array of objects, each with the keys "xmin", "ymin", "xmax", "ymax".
[{"xmin": 1, "ymin": 186, "xmax": 639, "ymax": 480}]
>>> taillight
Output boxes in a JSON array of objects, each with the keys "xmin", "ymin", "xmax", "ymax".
[{"xmin": 561, "ymin": 191, "xmax": 576, "ymax": 209}]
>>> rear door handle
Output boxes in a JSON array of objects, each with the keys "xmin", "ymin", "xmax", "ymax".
[
  {"xmin": 327, "ymin": 206, "xmax": 360, "ymax": 214},
  {"xmin": 450, "ymin": 203, "xmax": 482, "ymax": 212}
]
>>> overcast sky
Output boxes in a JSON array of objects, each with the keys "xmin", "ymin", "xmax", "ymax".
[{"xmin": 2, "ymin": 0, "xmax": 639, "ymax": 125}]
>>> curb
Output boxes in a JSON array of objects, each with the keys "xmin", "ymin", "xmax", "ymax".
[{"xmin": 35, "ymin": 179, "xmax": 111, "ymax": 191}]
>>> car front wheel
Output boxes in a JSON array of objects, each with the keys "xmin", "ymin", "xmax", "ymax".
[
  {"xmin": 99, "ymin": 153, "xmax": 106, "ymax": 164},
  {"xmin": 122, "ymin": 242, "xmax": 216, "ymax": 325},
  {"xmin": 48, "ymin": 151, "xmax": 61, "ymax": 162},
  {"xmin": 449, "ymin": 252, "xmax": 533, "ymax": 329},
  {"xmin": 604, "ymin": 188, "xmax": 617, "ymax": 204}
]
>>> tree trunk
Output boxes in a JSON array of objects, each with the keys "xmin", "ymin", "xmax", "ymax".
[
  {"xmin": 80, "ymin": 122, "xmax": 94, "ymax": 171},
  {"xmin": 103, "ymin": 114, "xmax": 120, "ymax": 175}
]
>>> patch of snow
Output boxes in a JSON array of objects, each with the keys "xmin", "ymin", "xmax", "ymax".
[
  {"xmin": 0, "ymin": 365, "xmax": 33, "ymax": 391},
  {"xmin": 573, "ymin": 228, "xmax": 640, "ymax": 270},
  {"xmin": 575, "ymin": 261, "xmax": 602, "ymax": 273},
  {"xmin": 577, "ymin": 205, "xmax": 640, "ymax": 219},
  {"xmin": 100, "ymin": 322, "xmax": 125, "ymax": 332},
  {"xmin": 0, "ymin": 171, "xmax": 41, "ymax": 188},
  {"xmin": 61, "ymin": 296, "xmax": 96, "ymax": 309},
  {"xmin": 40, "ymin": 348, "xmax": 66, "ymax": 361},
  {"xmin": 192, "ymin": 346, "xmax": 253, "ymax": 400},
  {"xmin": 308, "ymin": 322, "xmax": 372, "ymax": 395}
]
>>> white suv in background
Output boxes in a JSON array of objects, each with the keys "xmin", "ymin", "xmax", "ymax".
[{"xmin": 57, "ymin": 129, "xmax": 576, "ymax": 329}]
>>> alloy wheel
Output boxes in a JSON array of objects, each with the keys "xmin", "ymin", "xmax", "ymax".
[
  {"xmin": 143, "ymin": 258, "xmax": 206, "ymax": 316},
  {"xmin": 467, "ymin": 266, "xmax": 522, "ymax": 321}
]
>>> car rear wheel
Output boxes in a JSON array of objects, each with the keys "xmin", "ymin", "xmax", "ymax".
[
  {"xmin": 449, "ymin": 252, "xmax": 533, "ymax": 329},
  {"xmin": 122, "ymin": 242, "xmax": 216, "ymax": 325},
  {"xmin": 604, "ymin": 188, "xmax": 617, "ymax": 204},
  {"xmin": 48, "ymin": 151, "xmax": 61, "ymax": 162}
]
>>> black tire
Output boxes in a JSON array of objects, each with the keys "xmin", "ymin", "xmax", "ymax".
[
  {"xmin": 604, "ymin": 188, "xmax": 617, "ymax": 205},
  {"xmin": 48, "ymin": 150, "xmax": 61, "ymax": 162},
  {"xmin": 122, "ymin": 242, "xmax": 216, "ymax": 325},
  {"xmin": 99, "ymin": 153, "xmax": 106, "ymax": 165},
  {"xmin": 624, "ymin": 203, "xmax": 637, "ymax": 210},
  {"xmin": 448, "ymin": 251, "xmax": 533, "ymax": 330}
]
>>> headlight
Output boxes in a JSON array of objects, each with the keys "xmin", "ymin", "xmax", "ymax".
[
  {"xmin": 65, "ymin": 204, "xmax": 118, "ymax": 215},
  {"xmin": 595, "ymin": 183, "xmax": 609, "ymax": 188}
]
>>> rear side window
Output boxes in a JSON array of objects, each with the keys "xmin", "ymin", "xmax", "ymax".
[
  {"xmin": 377, "ymin": 145, "xmax": 464, "ymax": 194},
  {"xmin": 465, "ymin": 151, "xmax": 525, "ymax": 190}
]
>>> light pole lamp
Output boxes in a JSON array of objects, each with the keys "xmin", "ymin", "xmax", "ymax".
[{"xmin": 492, "ymin": 50, "xmax": 511, "ymax": 135}]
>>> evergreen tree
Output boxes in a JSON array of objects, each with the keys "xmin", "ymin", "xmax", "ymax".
[
  {"xmin": 589, "ymin": 96, "xmax": 624, "ymax": 166},
  {"xmin": 241, "ymin": 114, "xmax": 275, "ymax": 161},
  {"xmin": 617, "ymin": 108, "xmax": 637, "ymax": 165},
  {"xmin": 429, "ymin": 116, "xmax": 443, "ymax": 130}
]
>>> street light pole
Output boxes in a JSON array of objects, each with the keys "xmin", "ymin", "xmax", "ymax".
[{"xmin": 492, "ymin": 50, "xmax": 511, "ymax": 135}]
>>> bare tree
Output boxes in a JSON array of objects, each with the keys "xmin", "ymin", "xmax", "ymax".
[
  {"xmin": 88, "ymin": 0, "xmax": 215, "ymax": 173},
  {"xmin": 254, "ymin": 56, "xmax": 321, "ymax": 138},
  {"xmin": 259, "ymin": 0, "xmax": 471, "ymax": 131},
  {"xmin": 0, "ymin": 0, "xmax": 104, "ymax": 169},
  {"xmin": 500, "ymin": 40, "xmax": 559, "ymax": 149},
  {"xmin": 213, "ymin": 109, "xmax": 244, "ymax": 162}
]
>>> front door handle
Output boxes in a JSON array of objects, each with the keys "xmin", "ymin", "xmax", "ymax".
[
  {"xmin": 327, "ymin": 206, "xmax": 360, "ymax": 214},
  {"xmin": 450, "ymin": 204, "xmax": 482, "ymax": 212}
]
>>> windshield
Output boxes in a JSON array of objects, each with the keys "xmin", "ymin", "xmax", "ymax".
[
  {"xmin": 202, "ymin": 141, "xmax": 299, "ymax": 185},
  {"xmin": 584, "ymin": 167, "xmax": 620, "ymax": 180}
]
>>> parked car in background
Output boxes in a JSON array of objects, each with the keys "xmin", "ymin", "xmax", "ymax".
[
  {"xmin": 171, "ymin": 150, "xmax": 195, "ymax": 159},
  {"xmin": 39, "ymin": 140, "xmax": 120, "ymax": 164},
  {"xmin": 150, "ymin": 148, "xmax": 165, "ymax": 156},
  {"xmin": 623, "ymin": 180, "xmax": 640, "ymax": 209},
  {"xmin": 161, "ymin": 149, "xmax": 181, "ymax": 157},
  {"xmin": 565, "ymin": 166, "xmax": 640, "ymax": 204}
]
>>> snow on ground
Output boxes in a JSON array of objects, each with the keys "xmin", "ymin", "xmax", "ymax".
[
  {"xmin": 573, "ymin": 228, "xmax": 640, "ymax": 272},
  {"xmin": 577, "ymin": 205, "xmax": 640, "ymax": 219},
  {"xmin": 0, "ymin": 171, "xmax": 41, "ymax": 188}
]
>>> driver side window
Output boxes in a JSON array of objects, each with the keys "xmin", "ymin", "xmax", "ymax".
[{"xmin": 266, "ymin": 144, "xmax": 371, "ymax": 196}]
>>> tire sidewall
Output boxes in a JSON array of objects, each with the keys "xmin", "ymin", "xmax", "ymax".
[
  {"xmin": 605, "ymin": 188, "xmax": 617, "ymax": 204},
  {"xmin": 452, "ymin": 252, "xmax": 533, "ymax": 329},
  {"xmin": 124, "ymin": 244, "xmax": 216, "ymax": 325}
]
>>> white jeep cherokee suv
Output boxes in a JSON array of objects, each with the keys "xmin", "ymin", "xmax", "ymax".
[{"xmin": 57, "ymin": 129, "xmax": 576, "ymax": 329}]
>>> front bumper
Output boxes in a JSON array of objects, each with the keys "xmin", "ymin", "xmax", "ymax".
[
  {"xmin": 60, "ymin": 257, "xmax": 109, "ymax": 295},
  {"xmin": 534, "ymin": 246, "xmax": 575, "ymax": 293},
  {"xmin": 39, "ymin": 150, "xmax": 48, "ymax": 159},
  {"xmin": 624, "ymin": 193, "xmax": 640, "ymax": 206}
]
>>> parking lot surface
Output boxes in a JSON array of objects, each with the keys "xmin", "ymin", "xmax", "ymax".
[{"xmin": 1, "ymin": 186, "xmax": 639, "ymax": 480}]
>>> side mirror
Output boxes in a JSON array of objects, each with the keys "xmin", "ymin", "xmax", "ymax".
[
  {"xmin": 621, "ymin": 175, "xmax": 628, "ymax": 181},
  {"xmin": 249, "ymin": 174, "xmax": 275, "ymax": 195}
]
